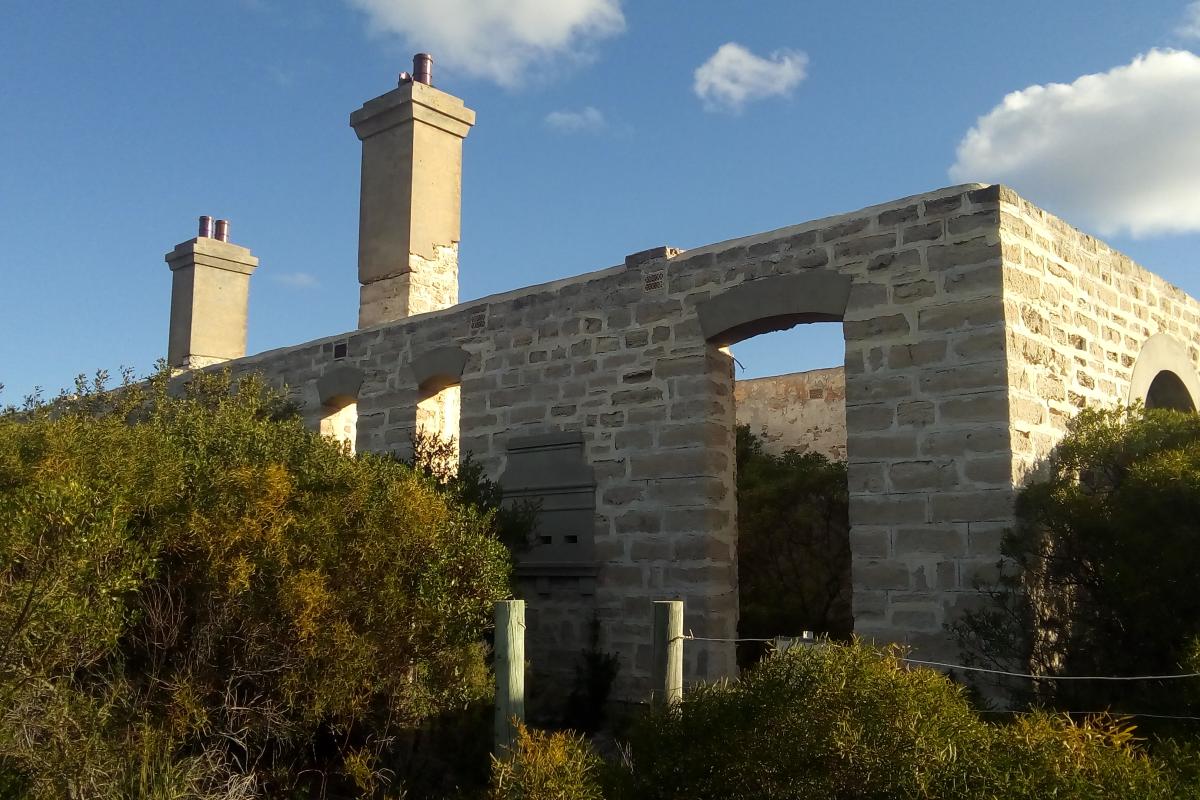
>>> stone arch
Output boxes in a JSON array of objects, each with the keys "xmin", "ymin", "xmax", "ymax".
[
  {"xmin": 409, "ymin": 345, "xmax": 470, "ymax": 391},
  {"xmin": 696, "ymin": 272, "xmax": 853, "ymax": 346},
  {"xmin": 316, "ymin": 365, "xmax": 365, "ymax": 406},
  {"xmin": 316, "ymin": 365, "xmax": 364, "ymax": 453},
  {"xmin": 1129, "ymin": 334, "xmax": 1200, "ymax": 411},
  {"xmin": 409, "ymin": 345, "xmax": 470, "ymax": 460}
]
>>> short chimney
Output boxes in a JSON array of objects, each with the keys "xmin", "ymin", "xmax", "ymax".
[
  {"xmin": 350, "ymin": 53, "xmax": 476, "ymax": 328},
  {"xmin": 164, "ymin": 216, "xmax": 259, "ymax": 370}
]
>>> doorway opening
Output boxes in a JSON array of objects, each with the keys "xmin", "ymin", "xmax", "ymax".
[{"xmin": 696, "ymin": 272, "xmax": 855, "ymax": 665}]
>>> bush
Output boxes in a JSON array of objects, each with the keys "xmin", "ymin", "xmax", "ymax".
[
  {"xmin": 0, "ymin": 369, "xmax": 511, "ymax": 797},
  {"xmin": 735, "ymin": 425, "xmax": 851, "ymax": 656},
  {"xmin": 611, "ymin": 640, "xmax": 1199, "ymax": 800},
  {"xmin": 486, "ymin": 724, "xmax": 604, "ymax": 800},
  {"xmin": 955, "ymin": 405, "xmax": 1200, "ymax": 714}
]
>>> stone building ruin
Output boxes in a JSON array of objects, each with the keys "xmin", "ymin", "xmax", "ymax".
[{"xmin": 160, "ymin": 57, "xmax": 1200, "ymax": 703}]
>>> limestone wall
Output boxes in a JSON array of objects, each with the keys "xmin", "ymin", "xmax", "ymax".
[
  {"xmin": 998, "ymin": 188, "xmax": 1200, "ymax": 483},
  {"xmin": 734, "ymin": 367, "xmax": 847, "ymax": 460},
  {"xmin": 222, "ymin": 182, "xmax": 1022, "ymax": 702}
]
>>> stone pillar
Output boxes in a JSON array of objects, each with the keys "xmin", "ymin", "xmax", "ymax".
[
  {"xmin": 165, "ymin": 228, "xmax": 258, "ymax": 370},
  {"xmin": 350, "ymin": 75, "xmax": 475, "ymax": 328}
]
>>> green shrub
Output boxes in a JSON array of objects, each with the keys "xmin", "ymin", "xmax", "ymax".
[
  {"xmin": 486, "ymin": 724, "xmax": 604, "ymax": 800},
  {"xmin": 955, "ymin": 405, "xmax": 1200, "ymax": 714},
  {"xmin": 735, "ymin": 425, "xmax": 851, "ymax": 660},
  {"xmin": 0, "ymin": 368, "xmax": 511, "ymax": 797},
  {"xmin": 611, "ymin": 640, "xmax": 1200, "ymax": 800}
]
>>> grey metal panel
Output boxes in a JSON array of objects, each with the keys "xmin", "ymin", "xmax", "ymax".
[{"xmin": 501, "ymin": 433, "xmax": 597, "ymax": 569}]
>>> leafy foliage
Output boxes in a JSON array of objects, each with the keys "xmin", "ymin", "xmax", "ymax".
[
  {"xmin": 485, "ymin": 724, "xmax": 604, "ymax": 800},
  {"xmin": 735, "ymin": 425, "xmax": 851, "ymax": 655},
  {"xmin": 610, "ymin": 641, "xmax": 1198, "ymax": 800},
  {"xmin": 0, "ymin": 368, "xmax": 511, "ymax": 797},
  {"xmin": 561, "ymin": 617, "xmax": 620, "ymax": 734},
  {"xmin": 955, "ymin": 405, "xmax": 1200, "ymax": 714},
  {"xmin": 410, "ymin": 430, "xmax": 539, "ymax": 557}
]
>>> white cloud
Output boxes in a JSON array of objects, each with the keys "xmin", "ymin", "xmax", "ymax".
[
  {"xmin": 346, "ymin": 0, "xmax": 624, "ymax": 88},
  {"xmin": 949, "ymin": 49, "xmax": 1200, "ymax": 238},
  {"xmin": 1179, "ymin": 2, "xmax": 1200, "ymax": 39},
  {"xmin": 273, "ymin": 272, "xmax": 319, "ymax": 289},
  {"xmin": 545, "ymin": 106, "xmax": 605, "ymax": 133},
  {"xmin": 693, "ymin": 43, "xmax": 808, "ymax": 113}
]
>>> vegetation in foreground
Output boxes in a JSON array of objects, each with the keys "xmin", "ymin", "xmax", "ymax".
[
  {"xmin": 492, "ymin": 641, "xmax": 1200, "ymax": 800},
  {"xmin": 735, "ymin": 425, "xmax": 852, "ymax": 654},
  {"xmin": 956, "ymin": 405, "xmax": 1200, "ymax": 715},
  {"xmin": 0, "ymin": 369, "xmax": 511, "ymax": 797}
]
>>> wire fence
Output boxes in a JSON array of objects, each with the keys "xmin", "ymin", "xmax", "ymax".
[{"xmin": 681, "ymin": 631, "xmax": 1200, "ymax": 682}]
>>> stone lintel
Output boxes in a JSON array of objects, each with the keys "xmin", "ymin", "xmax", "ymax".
[{"xmin": 697, "ymin": 272, "xmax": 853, "ymax": 346}]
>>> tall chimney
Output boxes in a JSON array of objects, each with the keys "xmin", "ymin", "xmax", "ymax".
[
  {"xmin": 164, "ymin": 217, "xmax": 259, "ymax": 370},
  {"xmin": 350, "ymin": 53, "xmax": 476, "ymax": 328}
]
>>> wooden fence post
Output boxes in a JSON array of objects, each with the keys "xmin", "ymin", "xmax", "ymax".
[
  {"xmin": 651, "ymin": 600, "xmax": 683, "ymax": 706},
  {"xmin": 494, "ymin": 599, "xmax": 525, "ymax": 752}
]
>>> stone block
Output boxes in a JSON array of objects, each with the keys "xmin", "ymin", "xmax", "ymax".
[
  {"xmin": 893, "ymin": 526, "xmax": 965, "ymax": 556},
  {"xmin": 664, "ymin": 507, "xmax": 731, "ymax": 533},
  {"xmin": 629, "ymin": 449, "xmax": 727, "ymax": 480},
  {"xmin": 850, "ymin": 527, "xmax": 890, "ymax": 558},
  {"xmin": 868, "ymin": 249, "xmax": 922, "ymax": 273},
  {"xmin": 848, "ymin": 374, "xmax": 914, "ymax": 402},
  {"xmin": 849, "ymin": 496, "xmax": 927, "ymax": 526},
  {"xmin": 929, "ymin": 490, "xmax": 1015, "ymax": 523},
  {"xmin": 674, "ymin": 534, "xmax": 732, "ymax": 561},
  {"xmin": 927, "ymin": 236, "xmax": 1000, "ymax": 270},
  {"xmin": 850, "ymin": 433, "xmax": 920, "ymax": 459},
  {"xmin": 834, "ymin": 233, "xmax": 896, "ymax": 260},
  {"xmin": 939, "ymin": 393, "xmax": 1008, "ymax": 424},
  {"xmin": 964, "ymin": 456, "xmax": 1013, "ymax": 486},
  {"xmin": 918, "ymin": 299, "xmax": 1005, "ymax": 332},
  {"xmin": 902, "ymin": 220, "xmax": 943, "ymax": 244},
  {"xmin": 844, "ymin": 314, "xmax": 911, "ymax": 341},
  {"xmin": 846, "ymin": 404, "xmax": 894, "ymax": 431},
  {"xmin": 891, "ymin": 278, "xmax": 935, "ymax": 302},
  {"xmin": 878, "ymin": 204, "xmax": 919, "ymax": 227},
  {"xmin": 947, "ymin": 210, "xmax": 999, "ymax": 236},
  {"xmin": 888, "ymin": 341, "xmax": 946, "ymax": 368},
  {"xmin": 630, "ymin": 539, "xmax": 672, "ymax": 560},
  {"xmin": 918, "ymin": 362, "xmax": 1006, "ymax": 394},
  {"xmin": 853, "ymin": 559, "xmax": 912, "ymax": 591},
  {"xmin": 820, "ymin": 217, "xmax": 871, "ymax": 241},
  {"xmin": 848, "ymin": 461, "xmax": 886, "ymax": 493},
  {"xmin": 889, "ymin": 459, "xmax": 960, "ymax": 492},
  {"xmin": 921, "ymin": 426, "xmax": 1009, "ymax": 456},
  {"xmin": 896, "ymin": 400, "xmax": 935, "ymax": 427}
]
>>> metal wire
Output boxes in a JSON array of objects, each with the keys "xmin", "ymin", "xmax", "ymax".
[{"xmin": 677, "ymin": 634, "xmax": 1200, "ymax": 682}]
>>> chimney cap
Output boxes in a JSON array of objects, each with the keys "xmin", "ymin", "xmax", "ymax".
[
  {"xmin": 413, "ymin": 52, "xmax": 433, "ymax": 86},
  {"xmin": 198, "ymin": 215, "xmax": 214, "ymax": 238}
]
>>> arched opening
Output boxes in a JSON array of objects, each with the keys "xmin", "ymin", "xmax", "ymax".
[
  {"xmin": 697, "ymin": 274, "xmax": 853, "ymax": 664},
  {"xmin": 1128, "ymin": 334, "xmax": 1200, "ymax": 412},
  {"xmin": 320, "ymin": 396, "xmax": 358, "ymax": 453},
  {"xmin": 410, "ymin": 345, "xmax": 469, "ymax": 473},
  {"xmin": 1146, "ymin": 370, "xmax": 1196, "ymax": 412},
  {"xmin": 315, "ymin": 365, "xmax": 364, "ymax": 455}
]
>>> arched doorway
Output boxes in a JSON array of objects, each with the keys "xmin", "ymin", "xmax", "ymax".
[
  {"xmin": 1129, "ymin": 334, "xmax": 1200, "ymax": 412},
  {"xmin": 697, "ymin": 272, "xmax": 854, "ymax": 659}
]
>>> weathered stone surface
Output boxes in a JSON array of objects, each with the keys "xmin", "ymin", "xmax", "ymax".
[{"xmin": 205, "ymin": 177, "xmax": 1200, "ymax": 709}]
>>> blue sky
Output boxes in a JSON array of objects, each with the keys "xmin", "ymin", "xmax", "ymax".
[{"xmin": 3, "ymin": 0, "xmax": 1200, "ymax": 401}]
